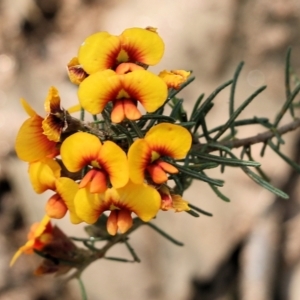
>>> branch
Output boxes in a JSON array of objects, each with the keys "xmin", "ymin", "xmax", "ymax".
[{"xmin": 193, "ymin": 118, "xmax": 300, "ymax": 151}]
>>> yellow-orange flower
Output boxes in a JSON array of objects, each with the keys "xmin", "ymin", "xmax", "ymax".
[
  {"xmin": 78, "ymin": 63, "xmax": 168, "ymax": 123},
  {"xmin": 10, "ymin": 215, "xmax": 53, "ymax": 266},
  {"xmin": 77, "ymin": 27, "xmax": 164, "ymax": 75},
  {"xmin": 67, "ymin": 57, "xmax": 88, "ymax": 85},
  {"xmin": 15, "ymin": 87, "xmax": 68, "ymax": 162},
  {"xmin": 42, "ymin": 87, "xmax": 68, "ymax": 142},
  {"xmin": 159, "ymin": 185, "xmax": 190, "ymax": 212},
  {"xmin": 60, "ymin": 132, "xmax": 129, "ymax": 193},
  {"xmin": 159, "ymin": 70, "xmax": 191, "ymax": 89},
  {"xmin": 128, "ymin": 123, "xmax": 192, "ymax": 184},
  {"xmin": 29, "ymin": 158, "xmax": 81, "ymax": 223},
  {"xmin": 74, "ymin": 181, "xmax": 161, "ymax": 235}
]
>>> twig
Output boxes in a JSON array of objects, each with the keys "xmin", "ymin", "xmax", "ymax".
[{"xmin": 193, "ymin": 118, "xmax": 300, "ymax": 151}]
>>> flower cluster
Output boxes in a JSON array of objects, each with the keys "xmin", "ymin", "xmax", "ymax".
[{"xmin": 14, "ymin": 27, "xmax": 192, "ymax": 262}]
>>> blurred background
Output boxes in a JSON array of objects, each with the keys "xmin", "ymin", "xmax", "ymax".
[{"xmin": 1, "ymin": 0, "xmax": 300, "ymax": 299}]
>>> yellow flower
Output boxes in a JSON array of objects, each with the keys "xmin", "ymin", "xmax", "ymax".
[
  {"xmin": 74, "ymin": 181, "xmax": 161, "ymax": 235},
  {"xmin": 77, "ymin": 27, "xmax": 164, "ymax": 75},
  {"xmin": 159, "ymin": 70, "xmax": 191, "ymax": 89},
  {"xmin": 67, "ymin": 57, "xmax": 88, "ymax": 85},
  {"xmin": 42, "ymin": 86, "xmax": 68, "ymax": 142},
  {"xmin": 77, "ymin": 63, "xmax": 168, "ymax": 123},
  {"xmin": 29, "ymin": 158, "xmax": 81, "ymax": 223},
  {"xmin": 159, "ymin": 185, "xmax": 190, "ymax": 212},
  {"xmin": 10, "ymin": 215, "xmax": 53, "ymax": 266},
  {"xmin": 60, "ymin": 132, "xmax": 129, "ymax": 193},
  {"xmin": 128, "ymin": 123, "xmax": 192, "ymax": 184}
]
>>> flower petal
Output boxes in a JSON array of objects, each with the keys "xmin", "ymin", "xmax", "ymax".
[
  {"xmin": 78, "ymin": 69, "xmax": 121, "ymax": 115},
  {"xmin": 123, "ymin": 99, "xmax": 142, "ymax": 121},
  {"xmin": 119, "ymin": 27, "xmax": 164, "ymax": 65},
  {"xmin": 111, "ymin": 100, "xmax": 125, "ymax": 123},
  {"xmin": 15, "ymin": 115, "xmax": 59, "ymax": 162},
  {"xmin": 171, "ymin": 194, "xmax": 190, "ymax": 212},
  {"xmin": 78, "ymin": 32, "xmax": 121, "ymax": 74},
  {"xmin": 46, "ymin": 193, "xmax": 68, "ymax": 219},
  {"xmin": 28, "ymin": 158, "xmax": 61, "ymax": 193},
  {"xmin": 80, "ymin": 169, "xmax": 107, "ymax": 194},
  {"xmin": 115, "ymin": 182, "xmax": 161, "ymax": 222},
  {"xmin": 10, "ymin": 215, "xmax": 51, "ymax": 266},
  {"xmin": 20, "ymin": 98, "xmax": 36, "ymax": 117},
  {"xmin": 122, "ymin": 70, "xmax": 167, "ymax": 113},
  {"xmin": 67, "ymin": 57, "xmax": 88, "ymax": 85},
  {"xmin": 74, "ymin": 187, "xmax": 105, "ymax": 224},
  {"xmin": 42, "ymin": 87, "xmax": 66, "ymax": 142},
  {"xmin": 60, "ymin": 132, "xmax": 102, "ymax": 172},
  {"xmin": 107, "ymin": 211, "xmax": 118, "ymax": 236},
  {"xmin": 158, "ymin": 69, "xmax": 191, "ymax": 89},
  {"xmin": 128, "ymin": 139, "xmax": 151, "ymax": 184},
  {"xmin": 157, "ymin": 161, "xmax": 178, "ymax": 174},
  {"xmin": 98, "ymin": 141, "xmax": 129, "ymax": 188},
  {"xmin": 55, "ymin": 177, "xmax": 82, "ymax": 224},
  {"xmin": 145, "ymin": 123, "xmax": 192, "ymax": 159},
  {"xmin": 117, "ymin": 210, "xmax": 132, "ymax": 234},
  {"xmin": 146, "ymin": 163, "xmax": 168, "ymax": 184}
]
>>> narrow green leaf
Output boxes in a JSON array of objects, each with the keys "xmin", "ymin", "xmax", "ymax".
[
  {"xmin": 214, "ymin": 85, "xmax": 267, "ymax": 140},
  {"xmin": 169, "ymin": 98, "xmax": 184, "ymax": 119},
  {"xmin": 208, "ymin": 183, "xmax": 231, "ymax": 202},
  {"xmin": 274, "ymin": 84, "xmax": 300, "ymax": 127},
  {"xmin": 168, "ymin": 76, "xmax": 195, "ymax": 100},
  {"xmin": 285, "ymin": 48, "xmax": 295, "ymax": 118},
  {"xmin": 268, "ymin": 140, "xmax": 300, "ymax": 173},
  {"xmin": 80, "ymin": 107, "xmax": 85, "ymax": 121},
  {"xmin": 186, "ymin": 210, "xmax": 200, "ymax": 217},
  {"xmin": 229, "ymin": 62, "xmax": 244, "ymax": 137},
  {"xmin": 190, "ymin": 93, "xmax": 205, "ymax": 120},
  {"xmin": 193, "ymin": 80, "xmax": 233, "ymax": 123},
  {"xmin": 243, "ymin": 167, "xmax": 289, "ymax": 199},
  {"xmin": 124, "ymin": 240, "xmax": 141, "ymax": 263},
  {"xmin": 78, "ymin": 277, "xmax": 88, "ymax": 300},
  {"xmin": 199, "ymin": 117, "xmax": 269, "ymax": 137},
  {"xmin": 127, "ymin": 120, "xmax": 144, "ymax": 138},
  {"xmin": 193, "ymin": 152, "xmax": 261, "ymax": 167},
  {"xmin": 188, "ymin": 203, "xmax": 213, "ymax": 216},
  {"xmin": 104, "ymin": 256, "xmax": 135, "ymax": 263},
  {"xmin": 145, "ymin": 222, "xmax": 184, "ymax": 246},
  {"xmin": 188, "ymin": 162, "xmax": 219, "ymax": 171},
  {"xmin": 113, "ymin": 124, "xmax": 134, "ymax": 144},
  {"xmin": 171, "ymin": 162, "xmax": 224, "ymax": 186}
]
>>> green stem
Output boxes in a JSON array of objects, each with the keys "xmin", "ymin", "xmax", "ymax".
[{"xmin": 78, "ymin": 277, "xmax": 88, "ymax": 300}]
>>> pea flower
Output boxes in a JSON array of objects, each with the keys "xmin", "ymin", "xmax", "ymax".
[
  {"xmin": 74, "ymin": 27, "xmax": 164, "ymax": 76},
  {"xmin": 15, "ymin": 101, "xmax": 55, "ymax": 162},
  {"xmin": 128, "ymin": 123, "xmax": 192, "ymax": 184},
  {"xmin": 10, "ymin": 215, "xmax": 53, "ymax": 266},
  {"xmin": 77, "ymin": 62, "xmax": 168, "ymax": 123},
  {"xmin": 74, "ymin": 181, "xmax": 161, "ymax": 235},
  {"xmin": 159, "ymin": 185, "xmax": 190, "ymax": 212},
  {"xmin": 29, "ymin": 158, "xmax": 81, "ymax": 223},
  {"xmin": 159, "ymin": 70, "xmax": 191, "ymax": 89},
  {"xmin": 60, "ymin": 132, "xmax": 129, "ymax": 193}
]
